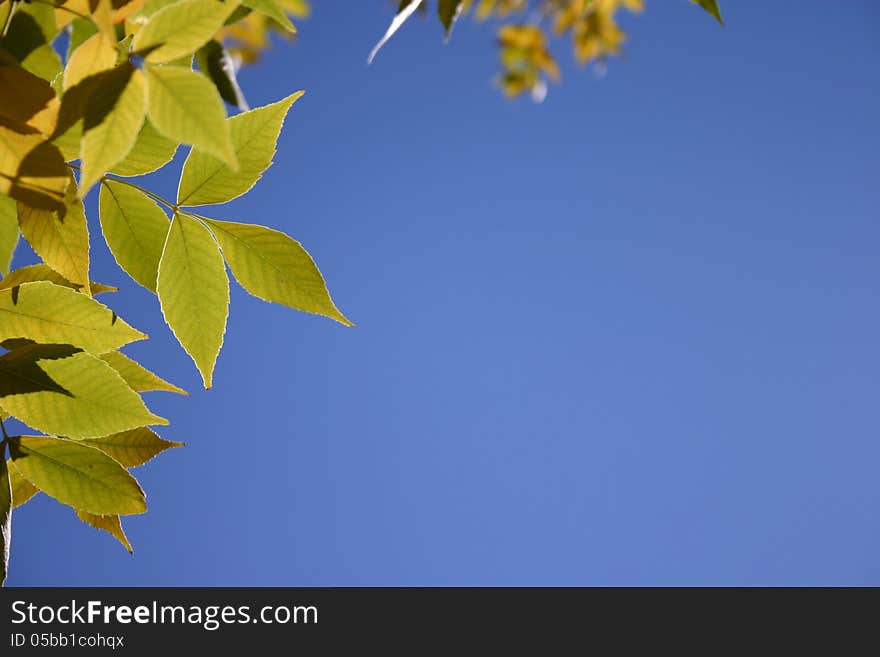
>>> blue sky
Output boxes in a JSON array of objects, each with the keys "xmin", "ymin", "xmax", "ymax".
[{"xmin": 7, "ymin": 0, "xmax": 880, "ymax": 585}]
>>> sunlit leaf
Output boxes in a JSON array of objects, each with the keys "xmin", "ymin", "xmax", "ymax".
[
  {"xmin": 177, "ymin": 91, "xmax": 302, "ymax": 206},
  {"xmin": 80, "ymin": 65, "xmax": 147, "ymax": 196},
  {"xmin": 99, "ymin": 351, "xmax": 186, "ymax": 395},
  {"xmin": 0, "ymin": 281, "xmax": 145, "ymax": 353},
  {"xmin": 99, "ymin": 179, "xmax": 169, "ymax": 292},
  {"xmin": 75, "ymin": 510, "xmax": 133, "ymax": 553},
  {"xmin": 10, "ymin": 435, "xmax": 147, "ymax": 515},
  {"xmin": 0, "ymin": 3, "xmax": 63, "ymax": 81},
  {"xmin": 0, "ymin": 121, "xmax": 68, "ymax": 212},
  {"xmin": 241, "ymin": 0, "xmax": 295, "ymax": 32},
  {"xmin": 0, "ymin": 57, "xmax": 60, "ymax": 136},
  {"xmin": 17, "ymin": 178, "xmax": 90, "ymax": 289},
  {"xmin": 110, "ymin": 119, "xmax": 178, "ymax": 177},
  {"xmin": 205, "ymin": 217, "xmax": 352, "ymax": 325},
  {"xmin": 691, "ymin": 0, "xmax": 724, "ymax": 25},
  {"xmin": 62, "ymin": 31, "xmax": 117, "ymax": 90},
  {"xmin": 133, "ymin": 0, "xmax": 240, "ymax": 64},
  {"xmin": 81, "ymin": 426, "xmax": 183, "ymax": 468},
  {"xmin": 0, "ymin": 194, "xmax": 18, "ymax": 275},
  {"xmin": 0, "ymin": 263, "xmax": 116, "ymax": 295},
  {"xmin": 145, "ymin": 63, "xmax": 237, "ymax": 169},
  {"xmin": 7, "ymin": 460, "xmax": 39, "ymax": 508},
  {"xmin": 0, "ymin": 344, "xmax": 167, "ymax": 439},
  {"xmin": 66, "ymin": 17, "xmax": 98, "ymax": 60},
  {"xmin": 157, "ymin": 212, "xmax": 229, "ymax": 388}
]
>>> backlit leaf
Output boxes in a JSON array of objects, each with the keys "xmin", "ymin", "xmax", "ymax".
[
  {"xmin": 205, "ymin": 217, "xmax": 351, "ymax": 325},
  {"xmin": 110, "ymin": 119, "xmax": 178, "ymax": 177},
  {"xmin": 10, "ymin": 435, "xmax": 147, "ymax": 515},
  {"xmin": 17, "ymin": 178, "xmax": 90, "ymax": 289},
  {"xmin": 0, "ymin": 4, "xmax": 63, "ymax": 81},
  {"xmin": 133, "ymin": 0, "xmax": 240, "ymax": 64},
  {"xmin": 80, "ymin": 65, "xmax": 147, "ymax": 196},
  {"xmin": 0, "ymin": 344, "xmax": 167, "ymax": 439},
  {"xmin": 145, "ymin": 63, "xmax": 237, "ymax": 169},
  {"xmin": 157, "ymin": 212, "xmax": 229, "ymax": 388},
  {"xmin": 8, "ymin": 460, "xmax": 39, "ymax": 508},
  {"xmin": 99, "ymin": 179, "xmax": 169, "ymax": 291},
  {"xmin": 75, "ymin": 510, "xmax": 133, "ymax": 553},
  {"xmin": 691, "ymin": 0, "xmax": 724, "ymax": 25},
  {"xmin": 62, "ymin": 31, "xmax": 117, "ymax": 90},
  {"xmin": 0, "ymin": 121, "xmax": 68, "ymax": 212},
  {"xmin": 0, "ymin": 263, "xmax": 116, "ymax": 295},
  {"xmin": 0, "ymin": 57, "xmax": 60, "ymax": 136},
  {"xmin": 81, "ymin": 426, "xmax": 183, "ymax": 468},
  {"xmin": 0, "ymin": 194, "xmax": 18, "ymax": 275},
  {"xmin": 99, "ymin": 351, "xmax": 186, "ymax": 395},
  {"xmin": 0, "ymin": 281, "xmax": 145, "ymax": 353},
  {"xmin": 242, "ymin": 0, "xmax": 295, "ymax": 32},
  {"xmin": 177, "ymin": 92, "xmax": 302, "ymax": 206}
]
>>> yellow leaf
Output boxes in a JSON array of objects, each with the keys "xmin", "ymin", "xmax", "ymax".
[
  {"xmin": 75, "ymin": 510, "xmax": 134, "ymax": 553},
  {"xmin": 63, "ymin": 30, "xmax": 117, "ymax": 90},
  {"xmin": 0, "ymin": 120, "xmax": 68, "ymax": 212},
  {"xmin": 79, "ymin": 65, "xmax": 147, "ymax": 196},
  {"xmin": 17, "ymin": 177, "xmax": 90, "ymax": 290}
]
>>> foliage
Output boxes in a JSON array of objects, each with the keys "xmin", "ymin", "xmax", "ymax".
[
  {"xmin": 0, "ymin": 0, "xmax": 347, "ymax": 585},
  {"xmin": 369, "ymin": 0, "xmax": 724, "ymax": 99},
  {"xmin": 0, "ymin": 0, "xmax": 720, "ymax": 585}
]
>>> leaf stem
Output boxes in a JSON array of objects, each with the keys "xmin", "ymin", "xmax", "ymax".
[
  {"xmin": 0, "ymin": 417, "xmax": 8, "ymax": 443},
  {"xmin": 66, "ymin": 164, "xmax": 179, "ymax": 212}
]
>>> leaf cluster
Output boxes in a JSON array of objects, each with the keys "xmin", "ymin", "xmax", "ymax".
[{"xmin": 0, "ymin": 0, "xmax": 347, "ymax": 585}]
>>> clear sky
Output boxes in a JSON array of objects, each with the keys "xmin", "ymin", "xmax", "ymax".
[{"xmin": 6, "ymin": 0, "xmax": 879, "ymax": 586}]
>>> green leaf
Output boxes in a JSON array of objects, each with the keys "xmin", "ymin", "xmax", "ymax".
[
  {"xmin": 81, "ymin": 427, "xmax": 183, "ymax": 468},
  {"xmin": 17, "ymin": 179, "xmax": 90, "ymax": 289},
  {"xmin": 368, "ymin": 0, "xmax": 423, "ymax": 64},
  {"xmin": 7, "ymin": 460, "xmax": 39, "ymax": 508},
  {"xmin": 0, "ymin": 281, "xmax": 145, "ymax": 352},
  {"xmin": 145, "ymin": 63, "xmax": 237, "ymax": 169},
  {"xmin": 196, "ymin": 40, "xmax": 248, "ymax": 110},
  {"xmin": 110, "ymin": 119, "xmax": 178, "ymax": 177},
  {"xmin": 0, "ymin": 4, "xmax": 63, "ymax": 81},
  {"xmin": 691, "ymin": 0, "xmax": 724, "ymax": 25},
  {"xmin": 0, "ymin": 263, "xmax": 116, "ymax": 295},
  {"xmin": 98, "ymin": 179, "xmax": 170, "ymax": 291},
  {"xmin": 0, "ymin": 194, "xmax": 18, "ymax": 275},
  {"xmin": 205, "ymin": 218, "xmax": 352, "ymax": 325},
  {"xmin": 79, "ymin": 65, "xmax": 147, "ymax": 196},
  {"xmin": 177, "ymin": 92, "xmax": 302, "ymax": 206},
  {"xmin": 75, "ymin": 510, "xmax": 133, "ymax": 553},
  {"xmin": 133, "ymin": 0, "xmax": 240, "ymax": 64},
  {"xmin": 99, "ymin": 351, "xmax": 186, "ymax": 395},
  {"xmin": 157, "ymin": 213, "xmax": 229, "ymax": 388},
  {"xmin": 0, "ymin": 456, "xmax": 11, "ymax": 586},
  {"xmin": 438, "ymin": 0, "xmax": 463, "ymax": 38},
  {"xmin": 241, "ymin": 0, "xmax": 295, "ymax": 32},
  {"xmin": 67, "ymin": 17, "xmax": 99, "ymax": 61},
  {"xmin": 0, "ymin": 344, "xmax": 167, "ymax": 439},
  {"xmin": 10, "ymin": 435, "xmax": 146, "ymax": 516}
]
